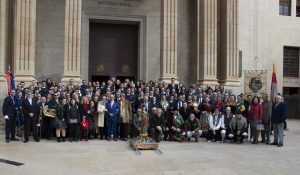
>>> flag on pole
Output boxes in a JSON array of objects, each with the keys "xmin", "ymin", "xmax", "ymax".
[
  {"xmin": 270, "ymin": 64, "xmax": 278, "ymax": 103},
  {"xmin": 5, "ymin": 69, "xmax": 24, "ymax": 127}
]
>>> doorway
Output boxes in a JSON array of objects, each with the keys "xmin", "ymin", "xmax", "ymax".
[{"xmin": 89, "ymin": 22, "xmax": 139, "ymax": 82}]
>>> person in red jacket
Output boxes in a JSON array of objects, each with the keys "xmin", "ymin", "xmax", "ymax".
[{"xmin": 248, "ymin": 96, "xmax": 263, "ymax": 144}]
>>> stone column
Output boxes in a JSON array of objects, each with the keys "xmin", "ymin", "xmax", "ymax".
[
  {"xmin": 12, "ymin": 0, "xmax": 36, "ymax": 82},
  {"xmin": 196, "ymin": 0, "xmax": 219, "ymax": 85},
  {"xmin": 160, "ymin": 0, "xmax": 178, "ymax": 83},
  {"xmin": 0, "ymin": 0, "xmax": 7, "ymax": 78},
  {"xmin": 220, "ymin": 0, "xmax": 240, "ymax": 86},
  {"xmin": 61, "ymin": 0, "xmax": 82, "ymax": 84}
]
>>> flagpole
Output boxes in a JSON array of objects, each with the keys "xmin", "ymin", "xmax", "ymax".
[{"xmin": 269, "ymin": 62, "xmax": 277, "ymax": 144}]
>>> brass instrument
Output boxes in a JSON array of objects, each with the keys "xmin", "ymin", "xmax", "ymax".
[
  {"xmin": 161, "ymin": 101, "xmax": 169, "ymax": 112},
  {"xmin": 43, "ymin": 105, "xmax": 56, "ymax": 118}
]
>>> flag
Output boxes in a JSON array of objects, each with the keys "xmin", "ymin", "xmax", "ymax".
[
  {"xmin": 270, "ymin": 64, "xmax": 277, "ymax": 103},
  {"xmin": 5, "ymin": 70, "xmax": 24, "ymax": 127}
]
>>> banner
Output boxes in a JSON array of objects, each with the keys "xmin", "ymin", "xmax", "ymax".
[{"xmin": 244, "ymin": 70, "xmax": 267, "ymax": 97}]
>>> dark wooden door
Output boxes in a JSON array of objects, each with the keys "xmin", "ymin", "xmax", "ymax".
[{"xmin": 89, "ymin": 22, "xmax": 139, "ymax": 82}]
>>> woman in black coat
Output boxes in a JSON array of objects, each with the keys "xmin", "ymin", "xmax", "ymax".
[
  {"xmin": 68, "ymin": 99, "xmax": 80, "ymax": 142},
  {"xmin": 54, "ymin": 98, "xmax": 68, "ymax": 142}
]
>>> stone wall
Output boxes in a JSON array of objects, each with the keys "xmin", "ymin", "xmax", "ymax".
[
  {"xmin": 239, "ymin": 0, "xmax": 300, "ymax": 94},
  {"xmin": 35, "ymin": 0, "xmax": 65, "ymax": 81},
  {"xmin": 177, "ymin": 0, "xmax": 192, "ymax": 86}
]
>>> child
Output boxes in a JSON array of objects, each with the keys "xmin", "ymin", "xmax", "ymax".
[{"xmin": 80, "ymin": 116, "xmax": 89, "ymax": 141}]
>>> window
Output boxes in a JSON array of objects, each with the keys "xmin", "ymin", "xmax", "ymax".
[
  {"xmin": 279, "ymin": 0, "xmax": 291, "ymax": 16},
  {"xmin": 283, "ymin": 47, "xmax": 300, "ymax": 78},
  {"xmin": 297, "ymin": 0, "xmax": 300, "ymax": 17}
]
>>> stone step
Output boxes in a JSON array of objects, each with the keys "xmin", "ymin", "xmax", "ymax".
[{"xmin": 0, "ymin": 118, "xmax": 5, "ymax": 136}]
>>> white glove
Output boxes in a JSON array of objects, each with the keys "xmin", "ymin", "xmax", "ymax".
[
  {"xmin": 181, "ymin": 132, "xmax": 186, "ymax": 136},
  {"xmin": 4, "ymin": 115, "xmax": 9, "ymax": 120}
]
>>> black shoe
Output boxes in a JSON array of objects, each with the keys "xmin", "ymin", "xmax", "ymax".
[
  {"xmin": 114, "ymin": 138, "xmax": 118, "ymax": 141},
  {"xmin": 270, "ymin": 142, "xmax": 278, "ymax": 145},
  {"xmin": 24, "ymin": 139, "xmax": 29, "ymax": 143},
  {"xmin": 251, "ymin": 141, "xmax": 258, "ymax": 144},
  {"xmin": 99, "ymin": 137, "xmax": 104, "ymax": 140},
  {"xmin": 62, "ymin": 137, "xmax": 66, "ymax": 142},
  {"xmin": 57, "ymin": 138, "xmax": 61, "ymax": 143},
  {"xmin": 259, "ymin": 140, "xmax": 265, "ymax": 143},
  {"xmin": 34, "ymin": 138, "xmax": 40, "ymax": 142},
  {"xmin": 6, "ymin": 139, "xmax": 10, "ymax": 143},
  {"xmin": 265, "ymin": 140, "xmax": 269, "ymax": 144},
  {"xmin": 11, "ymin": 138, "xmax": 19, "ymax": 141},
  {"xmin": 277, "ymin": 143, "xmax": 283, "ymax": 147}
]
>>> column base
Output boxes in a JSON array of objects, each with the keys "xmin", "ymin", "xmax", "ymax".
[
  {"xmin": 61, "ymin": 75, "xmax": 82, "ymax": 85},
  {"xmin": 160, "ymin": 76, "xmax": 179, "ymax": 84},
  {"xmin": 13, "ymin": 74, "xmax": 36, "ymax": 84},
  {"xmin": 0, "ymin": 81, "xmax": 8, "ymax": 103},
  {"xmin": 220, "ymin": 79, "xmax": 241, "ymax": 87},
  {"xmin": 197, "ymin": 79, "xmax": 219, "ymax": 86}
]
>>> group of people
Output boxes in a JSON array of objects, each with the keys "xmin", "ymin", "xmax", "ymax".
[{"xmin": 2, "ymin": 77, "xmax": 287, "ymax": 147}]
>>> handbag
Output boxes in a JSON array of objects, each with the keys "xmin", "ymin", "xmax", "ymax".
[{"xmin": 256, "ymin": 123, "xmax": 265, "ymax": 131}]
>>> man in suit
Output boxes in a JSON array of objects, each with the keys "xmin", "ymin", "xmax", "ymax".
[
  {"xmin": 106, "ymin": 94, "xmax": 119, "ymax": 141},
  {"xmin": 167, "ymin": 78, "xmax": 178, "ymax": 93},
  {"xmin": 140, "ymin": 96, "xmax": 153, "ymax": 114},
  {"xmin": 126, "ymin": 88, "xmax": 137, "ymax": 113},
  {"xmin": 271, "ymin": 95, "xmax": 287, "ymax": 147},
  {"xmin": 2, "ymin": 90, "xmax": 19, "ymax": 143},
  {"xmin": 23, "ymin": 91, "xmax": 39, "ymax": 142}
]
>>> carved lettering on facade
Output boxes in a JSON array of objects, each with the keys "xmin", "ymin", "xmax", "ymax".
[{"xmin": 96, "ymin": 0, "xmax": 142, "ymax": 7}]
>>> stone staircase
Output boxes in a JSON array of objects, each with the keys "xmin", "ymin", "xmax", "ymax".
[{"xmin": 0, "ymin": 117, "xmax": 5, "ymax": 136}]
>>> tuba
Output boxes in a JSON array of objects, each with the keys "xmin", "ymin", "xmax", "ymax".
[{"xmin": 43, "ymin": 105, "xmax": 56, "ymax": 118}]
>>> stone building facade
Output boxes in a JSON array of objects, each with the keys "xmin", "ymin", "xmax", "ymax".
[{"xmin": 0, "ymin": 0, "xmax": 300, "ymax": 99}]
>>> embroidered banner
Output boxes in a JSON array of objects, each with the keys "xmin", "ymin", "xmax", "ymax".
[{"xmin": 244, "ymin": 70, "xmax": 267, "ymax": 97}]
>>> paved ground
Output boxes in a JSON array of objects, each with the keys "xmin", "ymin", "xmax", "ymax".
[{"xmin": 1, "ymin": 120, "xmax": 300, "ymax": 175}]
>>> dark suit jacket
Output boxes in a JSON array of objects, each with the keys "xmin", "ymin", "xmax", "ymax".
[
  {"xmin": 168, "ymin": 83, "xmax": 178, "ymax": 92},
  {"xmin": 2, "ymin": 96, "xmax": 17, "ymax": 118},
  {"xmin": 272, "ymin": 102, "xmax": 287, "ymax": 124},
  {"xmin": 48, "ymin": 99, "xmax": 60, "ymax": 109},
  {"xmin": 23, "ymin": 98, "xmax": 38, "ymax": 119}
]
